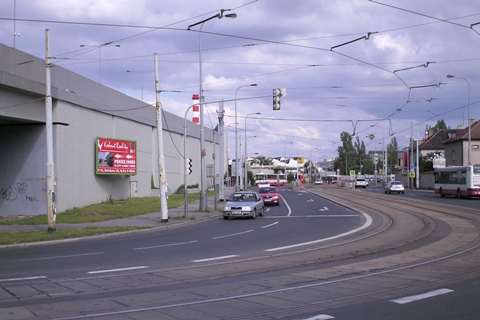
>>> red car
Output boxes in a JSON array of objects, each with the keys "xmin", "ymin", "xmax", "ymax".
[{"xmin": 258, "ymin": 186, "xmax": 280, "ymax": 206}]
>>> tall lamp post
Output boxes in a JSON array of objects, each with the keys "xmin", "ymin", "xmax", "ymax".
[
  {"xmin": 397, "ymin": 108, "xmax": 414, "ymax": 189},
  {"xmin": 234, "ymin": 84, "xmax": 257, "ymax": 191},
  {"xmin": 188, "ymin": 9, "xmax": 237, "ymax": 210},
  {"xmin": 245, "ymin": 112, "xmax": 260, "ymax": 189},
  {"xmin": 80, "ymin": 42, "xmax": 120, "ymax": 83},
  {"xmin": 371, "ymin": 125, "xmax": 386, "ymax": 184},
  {"xmin": 309, "ymin": 147, "xmax": 319, "ymax": 183},
  {"xmin": 244, "ymin": 135, "xmax": 257, "ymax": 189},
  {"xmin": 447, "ymin": 75, "xmax": 471, "ymax": 165}
]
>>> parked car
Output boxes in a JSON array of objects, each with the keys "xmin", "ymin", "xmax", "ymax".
[
  {"xmin": 223, "ymin": 191, "xmax": 264, "ymax": 220},
  {"xmin": 259, "ymin": 187, "xmax": 280, "ymax": 206},
  {"xmin": 314, "ymin": 179, "xmax": 323, "ymax": 185},
  {"xmin": 384, "ymin": 181, "xmax": 405, "ymax": 194},
  {"xmin": 354, "ymin": 178, "xmax": 367, "ymax": 188}
]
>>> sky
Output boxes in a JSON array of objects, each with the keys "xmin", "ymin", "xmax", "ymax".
[{"xmin": 1, "ymin": 0, "xmax": 479, "ymax": 163}]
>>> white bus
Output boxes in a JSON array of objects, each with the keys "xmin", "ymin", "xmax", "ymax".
[{"xmin": 434, "ymin": 165, "xmax": 480, "ymax": 198}]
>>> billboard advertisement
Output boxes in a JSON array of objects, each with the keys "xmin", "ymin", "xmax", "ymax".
[{"xmin": 95, "ymin": 137, "xmax": 137, "ymax": 175}]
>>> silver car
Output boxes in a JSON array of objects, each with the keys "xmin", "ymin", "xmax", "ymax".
[
  {"xmin": 223, "ymin": 191, "xmax": 264, "ymax": 220},
  {"xmin": 384, "ymin": 181, "xmax": 405, "ymax": 194}
]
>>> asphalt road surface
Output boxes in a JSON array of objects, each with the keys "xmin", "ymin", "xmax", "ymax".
[{"xmin": 0, "ymin": 185, "xmax": 479, "ymax": 319}]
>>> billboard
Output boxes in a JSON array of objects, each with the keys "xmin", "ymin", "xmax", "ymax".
[{"xmin": 96, "ymin": 137, "xmax": 137, "ymax": 175}]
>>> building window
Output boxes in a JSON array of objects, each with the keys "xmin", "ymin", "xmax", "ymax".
[
  {"xmin": 472, "ymin": 145, "xmax": 479, "ymax": 152},
  {"xmin": 452, "ymin": 150, "xmax": 455, "ymax": 162}
]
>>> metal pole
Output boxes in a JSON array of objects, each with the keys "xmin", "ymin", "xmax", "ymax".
[
  {"xmin": 234, "ymin": 84, "xmax": 256, "ymax": 191},
  {"xmin": 45, "ymin": 29, "xmax": 56, "ymax": 232},
  {"xmin": 198, "ymin": 23, "xmax": 207, "ymax": 210},
  {"xmin": 183, "ymin": 105, "xmax": 194, "ymax": 219},
  {"xmin": 188, "ymin": 9, "xmax": 237, "ymax": 210},
  {"xmin": 218, "ymin": 101, "xmax": 225, "ymax": 201},
  {"xmin": 154, "ymin": 53, "xmax": 168, "ymax": 222},
  {"xmin": 448, "ymin": 76, "xmax": 471, "ymax": 165},
  {"xmin": 244, "ymin": 112, "xmax": 259, "ymax": 190}
]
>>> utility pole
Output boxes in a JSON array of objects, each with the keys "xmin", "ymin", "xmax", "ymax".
[
  {"xmin": 218, "ymin": 101, "xmax": 225, "ymax": 201},
  {"xmin": 45, "ymin": 29, "xmax": 56, "ymax": 232},
  {"xmin": 154, "ymin": 53, "xmax": 168, "ymax": 222}
]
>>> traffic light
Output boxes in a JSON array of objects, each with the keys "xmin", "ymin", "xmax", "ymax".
[
  {"xmin": 273, "ymin": 88, "xmax": 286, "ymax": 110},
  {"xmin": 273, "ymin": 88, "xmax": 281, "ymax": 110},
  {"xmin": 187, "ymin": 158, "xmax": 192, "ymax": 175}
]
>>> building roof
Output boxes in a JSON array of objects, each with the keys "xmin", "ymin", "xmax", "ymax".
[
  {"xmin": 443, "ymin": 120, "xmax": 480, "ymax": 144},
  {"xmin": 419, "ymin": 129, "xmax": 449, "ymax": 150}
]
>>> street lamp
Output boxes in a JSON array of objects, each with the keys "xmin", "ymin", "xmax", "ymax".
[
  {"xmin": 397, "ymin": 108, "xmax": 414, "ymax": 189},
  {"xmin": 80, "ymin": 42, "xmax": 120, "ymax": 83},
  {"xmin": 234, "ymin": 84, "xmax": 257, "ymax": 191},
  {"xmin": 245, "ymin": 112, "xmax": 260, "ymax": 189},
  {"xmin": 309, "ymin": 147, "xmax": 319, "ymax": 184},
  {"xmin": 370, "ymin": 125, "xmax": 387, "ymax": 184},
  {"xmin": 188, "ymin": 9, "xmax": 237, "ymax": 210},
  {"xmin": 447, "ymin": 75, "xmax": 471, "ymax": 165}
]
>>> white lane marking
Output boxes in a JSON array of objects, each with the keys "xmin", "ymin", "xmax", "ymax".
[
  {"xmin": 192, "ymin": 255, "xmax": 239, "ymax": 263},
  {"xmin": 389, "ymin": 288, "xmax": 454, "ymax": 304},
  {"xmin": 265, "ymin": 213, "xmax": 372, "ymax": 252},
  {"xmin": 307, "ymin": 199, "xmax": 314, "ymax": 202},
  {"xmin": 262, "ymin": 222, "xmax": 279, "ymax": 228},
  {"xmin": 302, "ymin": 314, "xmax": 335, "ymax": 320},
  {"xmin": 134, "ymin": 240, "xmax": 197, "ymax": 250},
  {"xmin": 0, "ymin": 276, "xmax": 46, "ymax": 283},
  {"xmin": 11, "ymin": 252, "xmax": 104, "ymax": 262},
  {"xmin": 87, "ymin": 266, "xmax": 148, "ymax": 274},
  {"xmin": 213, "ymin": 230, "xmax": 253, "ymax": 239},
  {"xmin": 279, "ymin": 194, "xmax": 292, "ymax": 217},
  {"xmin": 264, "ymin": 215, "xmax": 357, "ymax": 218}
]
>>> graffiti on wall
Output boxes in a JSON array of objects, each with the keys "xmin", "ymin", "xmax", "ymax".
[{"xmin": 0, "ymin": 181, "xmax": 39, "ymax": 202}]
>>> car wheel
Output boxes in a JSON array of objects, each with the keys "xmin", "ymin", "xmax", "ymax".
[
  {"xmin": 259, "ymin": 207, "xmax": 264, "ymax": 216},
  {"xmin": 402, "ymin": 191, "xmax": 404, "ymax": 194},
  {"xmin": 251, "ymin": 210, "xmax": 256, "ymax": 219},
  {"xmin": 384, "ymin": 190, "xmax": 387, "ymax": 194},
  {"xmin": 223, "ymin": 215, "xmax": 228, "ymax": 220}
]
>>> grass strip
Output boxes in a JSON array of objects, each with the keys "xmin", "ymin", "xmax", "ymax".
[{"xmin": 0, "ymin": 226, "xmax": 150, "ymax": 245}]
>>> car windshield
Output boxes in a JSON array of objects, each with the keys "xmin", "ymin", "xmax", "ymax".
[
  {"xmin": 259, "ymin": 188, "xmax": 275, "ymax": 193},
  {"xmin": 392, "ymin": 181, "xmax": 402, "ymax": 185},
  {"xmin": 229, "ymin": 193, "xmax": 254, "ymax": 202}
]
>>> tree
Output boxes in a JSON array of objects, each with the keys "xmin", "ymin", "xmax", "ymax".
[
  {"xmin": 426, "ymin": 119, "xmax": 449, "ymax": 134},
  {"xmin": 386, "ymin": 137, "xmax": 398, "ymax": 174},
  {"xmin": 254, "ymin": 155, "xmax": 273, "ymax": 166},
  {"xmin": 419, "ymin": 151, "xmax": 441, "ymax": 172},
  {"xmin": 333, "ymin": 131, "xmax": 358, "ymax": 175}
]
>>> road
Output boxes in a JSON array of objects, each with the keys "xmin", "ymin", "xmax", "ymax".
[
  {"xmin": 363, "ymin": 181, "xmax": 480, "ymax": 210},
  {"xmin": 0, "ymin": 185, "xmax": 479, "ymax": 319}
]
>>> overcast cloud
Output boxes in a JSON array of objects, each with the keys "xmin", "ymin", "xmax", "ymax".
[{"xmin": 1, "ymin": 0, "xmax": 479, "ymax": 161}]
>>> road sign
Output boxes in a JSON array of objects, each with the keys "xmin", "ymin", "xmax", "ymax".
[{"xmin": 369, "ymin": 134, "xmax": 375, "ymax": 140}]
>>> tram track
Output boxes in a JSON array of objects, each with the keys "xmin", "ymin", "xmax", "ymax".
[{"xmin": 2, "ymin": 185, "xmax": 480, "ymax": 319}]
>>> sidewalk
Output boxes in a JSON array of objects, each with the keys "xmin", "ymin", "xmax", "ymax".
[{"xmin": 0, "ymin": 187, "xmax": 236, "ymax": 232}]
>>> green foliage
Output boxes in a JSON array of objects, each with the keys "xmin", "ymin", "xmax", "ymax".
[
  {"xmin": 0, "ymin": 191, "xmax": 214, "ymax": 226},
  {"xmin": 0, "ymin": 227, "xmax": 149, "ymax": 245},
  {"xmin": 255, "ymin": 155, "xmax": 273, "ymax": 166},
  {"xmin": 287, "ymin": 172, "xmax": 295, "ymax": 182}
]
